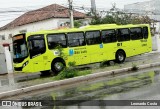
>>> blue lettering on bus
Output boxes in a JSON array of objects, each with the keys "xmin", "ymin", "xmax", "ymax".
[
  {"xmin": 69, "ymin": 49, "xmax": 74, "ymax": 56},
  {"xmin": 100, "ymin": 44, "xmax": 103, "ymax": 48}
]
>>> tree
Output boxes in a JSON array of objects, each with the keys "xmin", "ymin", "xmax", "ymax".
[{"xmin": 90, "ymin": 4, "xmax": 151, "ymax": 25}]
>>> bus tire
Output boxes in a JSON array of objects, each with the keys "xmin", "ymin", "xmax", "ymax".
[
  {"xmin": 116, "ymin": 50, "xmax": 126, "ymax": 63},
  {"xmin": 51, "ymin": 59, "xmax": 65, "ymax": 74}
]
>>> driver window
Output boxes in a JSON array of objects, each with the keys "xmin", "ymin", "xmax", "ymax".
[{"xmin": 28, "ymin": 35, "xmax": 46, "ymax": 58}]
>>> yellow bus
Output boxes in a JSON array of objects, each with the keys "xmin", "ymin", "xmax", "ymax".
[{"xmin": 13, "ymin": 24, "xmax": 152, "ymax": 74}]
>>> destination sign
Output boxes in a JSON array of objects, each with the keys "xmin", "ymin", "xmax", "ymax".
[{"xmin": 13, "ymin": 35, "xmax": 24, "ymax": 41}]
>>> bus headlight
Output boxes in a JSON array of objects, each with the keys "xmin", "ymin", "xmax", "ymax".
[{"xmin": 23, "ymin": 61, "xmax": 29, "ymax": 67}]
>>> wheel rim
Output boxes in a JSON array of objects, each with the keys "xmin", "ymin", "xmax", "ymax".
[
  {"xmin": 118, "ymin": 52, "xmax": 124, "ymax": 61},
  {"xmin": 54, "ymin": 62, "xmax": 64, "ymax": 71}
]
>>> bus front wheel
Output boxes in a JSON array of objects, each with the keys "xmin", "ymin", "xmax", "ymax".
[
  {"xmin": 51, "ymin": 60, "xmax": 65, "ymax": 74},
  {"xmin": 116, "ymin": 50, "xmax": 126, "ymax": 63}
]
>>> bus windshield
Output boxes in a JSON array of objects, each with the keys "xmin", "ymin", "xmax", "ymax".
[{"xmin": 13, "ymin": 34, "xmax": 28, "ymax": 62}]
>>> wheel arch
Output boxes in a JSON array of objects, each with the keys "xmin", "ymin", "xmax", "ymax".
[
  {"xmin": 115, "ymin": 49, "xmax": 126, "ymax": 58},
  {"xmin": 51, "ymin": 57, "xmax": 66, "ymax": 66}
]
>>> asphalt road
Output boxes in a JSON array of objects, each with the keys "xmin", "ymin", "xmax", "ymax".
[{"xmin": 0, "ymin": 66, "xmax": 159, "ymax": 109}]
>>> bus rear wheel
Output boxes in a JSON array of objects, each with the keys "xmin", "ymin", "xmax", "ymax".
[
  {"xmin": 116, "ymin": 50, "xmax": 126, "ymax": 63},
  {"xmin": 51, "ymin": 60, "xmax": 65, "ymax": 74}
]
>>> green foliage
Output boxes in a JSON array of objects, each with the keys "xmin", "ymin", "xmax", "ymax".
[
  {"xmin": 55, "ymin": 68, "xmax": 78, "ymax": 80},
  {"xmin": 55, "ymin": 68, "xmax": 91, "ymax": 80},
  {"xmin": 74, "ymin": 21, "xmax": 81, "ymax": 28},
  {"xmin": 91, "ymin": 15, "xmax": 102, "ymax": 25},
  {"xmin": 54, "ymin": 60, "xmax": 91, "ymax": 80},
  {"xmin": 101, "ymin": 15, "xmax": 116, "ymax": 24},
  {"xmin": 68, "ymin": 61, "xmax": 76, "ymax": 67},
  {"xmin": 90, "ymin": 5, "xmax": 151, "ymax": 25},
  {"xmin": 55, "ymin": 45, "xmax": 67, "ymax": 60}
]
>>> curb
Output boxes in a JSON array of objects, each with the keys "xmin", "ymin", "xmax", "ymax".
[{"xmin": 0, "ymin": 62, "xmax": 160, "ymax": 99}]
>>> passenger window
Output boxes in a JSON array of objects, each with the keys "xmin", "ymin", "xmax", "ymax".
[
  {"xmin": 67, "ymin": 32, "xmax": 85, "ymax": 47},
  {"xmin": 85, "ymin": 31, "xmax": 101, "ymax": 45},
  {"xmin": 47, "ymin": 34, "xmax": 67, "ymax": 49},
  {"xmin": 143, "ymin": 27, "xmax": 148, "ymax": 39},
  {"xmin": 102, "ymin": 29, "xmax": 117, "ymax": 43},
  {"xmin": 28, "ymin": 35, "xmax": 46, "ymax": 58},
  {"xmin": 117, "ymin": 28, "xmax": 130, "ymax": 42},
  {"xmin": 130, "ymin": 27, "xmax": 143, "ymax": 40}
]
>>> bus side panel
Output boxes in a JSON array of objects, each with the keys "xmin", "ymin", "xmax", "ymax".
[
  {"xmin": 67, "ymin": 46, "xmax": 90, "ymax": 65},
  {"xmin": 103, "ymin": 43, "xmax": 117, "ymax": 61},
  {"xmin": 87, "ymin": 44, "xmax": 105, "ymax": 63},
  {"xmin": 22, "ymin": 58, "xmax": 34, "ymax": 72}
]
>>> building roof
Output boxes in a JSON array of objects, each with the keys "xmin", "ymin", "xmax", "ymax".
[{"xmin": 0, "ymin": 4, "xmax": 87, "ymax": 30}]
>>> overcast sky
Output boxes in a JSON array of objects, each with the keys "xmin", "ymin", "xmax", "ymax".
[{"xmin": 0, "ymin": 0, "xmax": 149, "ymax": 27}]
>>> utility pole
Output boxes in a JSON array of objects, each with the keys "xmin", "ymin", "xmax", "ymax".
[
  {"xmin": 68, "ymin": 0, "xmax": 74, "ymax": 28},
  {"xmin": 91, "ymin": 0, "xmax": 96, "ymax": 16}
]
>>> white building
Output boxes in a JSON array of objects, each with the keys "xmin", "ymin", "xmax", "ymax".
[
  {"xmin": 124, "ymin": 0, "xmax": 160, "ymax": 21},
  {"xmin": 0, "ymin": 4, "xmax": 90, "ymax": 53}
]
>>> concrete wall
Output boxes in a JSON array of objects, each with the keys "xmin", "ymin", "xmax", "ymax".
[{"xmin": 0, "ymin": 53, "xmax": 7, "ymax": 74}]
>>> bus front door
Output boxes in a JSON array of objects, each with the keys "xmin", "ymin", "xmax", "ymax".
[{"xmin": 28, "ymin": 35, "xmax": 46, "ymax": 72}]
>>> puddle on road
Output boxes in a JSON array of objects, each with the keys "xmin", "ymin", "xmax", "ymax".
[
  {"xmin": 14, "ymin": 69, "xmax": 160, "ymax": 109},
  {"xmin": 0, "ymin": 73, "xmax": 53, "ymax": 93}
]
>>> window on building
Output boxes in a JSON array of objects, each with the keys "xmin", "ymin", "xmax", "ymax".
[
  {"xmin": 117, "ymin": 28, "xmax": 130, "ymax": 42},
  {"xmin": 101, "ymin": 29, "xmax": 117, "ymax": 43},
  {"xmin": 67, "ymin": 32, "xmax": 85, "ymax": 47},
  {"xmin": 9, "ymin": 34, "xmax": 12, "ymax": 39},
  {"xmin": 143, "ymin": 27, "xmax": 148, "ymax": 39},
  {"xmin": 47, "ymin": 34, "xmax": 67, "ymax": 49},
  {"xmin": 130, "ymin": 27, "xmax": 143, "ymax": 40},
  {"xmin": 0, "ymin": 35, "xmax": 5, "ymax": 40},
  {"xmin": 85, "ymin": 31, "xmax": 101, "ymax": 45}
]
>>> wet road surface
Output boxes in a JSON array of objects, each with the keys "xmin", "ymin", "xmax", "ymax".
[
  {"xmin": 0, "ymin": 52, "xmax": 160, "ymax": 94},
  {"xmin": 1, "ymin": 67, "xmax": 160, "ymax": 109}
]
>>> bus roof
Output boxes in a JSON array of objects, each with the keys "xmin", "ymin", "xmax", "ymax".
[{"xmin": 26, "ymin": 24, "xmax": 150, "ymax": 36}]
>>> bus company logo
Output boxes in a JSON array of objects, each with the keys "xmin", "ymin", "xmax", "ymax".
[
  {"xmin": 100, "ymin": 44, "xmax": 103, "ymax": 48},
  {"xmin": 69, "ymin": 49, "xmax": 74, "ymax": 56},
  {"xmin": 54, "ymin": 50, "xmax": 60, "ymax": 56},
  {"xmin": 2, "ymin": 101, "xmax": 12, "ymax": 106}
]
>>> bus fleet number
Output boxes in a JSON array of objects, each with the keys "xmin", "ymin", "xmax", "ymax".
[{"xmin": 117, "ymin": 43, "xmax": 122, "ymax": 47}]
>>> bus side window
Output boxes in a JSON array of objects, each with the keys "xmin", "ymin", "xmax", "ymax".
[
  {"xmin": 85, "ymin": 31, "xmax": 101, "ymax": 45},
  {"xmin": 117, "ymin": 28, "xmax": 130, "ymax": 42},
  {"xmin": 101, "ymin": 29, "xmax": 117, "ymax": 43},
  {"xmin": 28, "ymin": 35, "xmax": 46, "ymax": 58},
  {"xmin": 47, "ymin": 34, "xmax": 67, "ymax": 49},
  {"xmin": 67, "ymin": 32, "xmax": 85, "ymax": 47},
  {"xmin": 130, "ymin": 27, "xmax": 143, "ymax": 40},
  {"xmin": 143, "ymin": 27, "xmax": 148, "ymax": 39}
]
